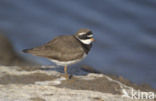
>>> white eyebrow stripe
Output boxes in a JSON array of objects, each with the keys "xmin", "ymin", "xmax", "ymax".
[
  {"xmin": 87, "ymin": 34, "xmax": 93, "ymax": 37},
  {"xmin": 79, "ymin": 32, "xmax": 86, "ymax": 35}
]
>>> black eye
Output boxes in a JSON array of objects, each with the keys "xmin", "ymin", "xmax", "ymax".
[
  {"xmin": 79, "ymin": 34, "xmax": 91, "ymax": 39},
  {"xmin": 86, "ymin": 32, "xmax": 92, "ymax": 35}
]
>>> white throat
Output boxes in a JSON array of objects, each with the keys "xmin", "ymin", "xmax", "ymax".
[{"xmin": 79, "ymin": 39, "xmax": 92, "ymax": 45}]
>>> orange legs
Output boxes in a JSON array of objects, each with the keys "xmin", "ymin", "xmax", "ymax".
[{"xmin": 64, "ymin": 65, "xmax": 69, "ymax": 79}]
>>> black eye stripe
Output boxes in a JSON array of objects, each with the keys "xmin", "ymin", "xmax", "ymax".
[
  {"xmin": 86, "ymin": 32, "xmax": 92, "ymax": 35},
  {"xmin": 78, "ymin": 31, "xmax": 93, "ymax": 39},
  {"xmin": 79, "ymin": 35, "xmax": 92, "ymax": 39}
]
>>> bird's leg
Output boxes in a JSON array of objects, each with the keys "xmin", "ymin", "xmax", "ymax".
[{"xmin": 64, "ymin": 65, "xmax": 69, "ymax": 79}]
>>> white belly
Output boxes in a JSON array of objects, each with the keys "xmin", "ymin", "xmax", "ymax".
[{"xmin": 50, "ymin": 54, "xmax": 87, "ymax": 66}]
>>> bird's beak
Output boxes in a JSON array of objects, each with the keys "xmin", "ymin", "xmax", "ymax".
[{"xmin": 91, "ymin": 38, "xmax": 95, "ymax": 42}]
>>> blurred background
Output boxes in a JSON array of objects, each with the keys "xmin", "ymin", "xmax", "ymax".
[{"xmin": 0, "ymin": 0, "xmax": 156, "ymax": 88}]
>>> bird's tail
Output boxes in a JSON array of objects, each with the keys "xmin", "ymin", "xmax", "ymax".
[
  {"xmin": 22, "ymin": 48, "xmax": 32, "ymax": 53},
  {"xmin": 22, "ymin": 48, "xmax": 41, "ymax": 56}
]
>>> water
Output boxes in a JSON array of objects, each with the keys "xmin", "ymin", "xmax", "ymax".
[{"xmin": 0, "ymin": 0, "xmax": 156, "ymax": 88}]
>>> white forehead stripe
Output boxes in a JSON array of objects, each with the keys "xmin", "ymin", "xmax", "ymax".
[
  {"xmin": 79, "ymin": 32, "xmax": 86, "ymax": 35},
  {"xmin": 87, "ymin": 34, "xmax": 93, "ymax": 37}
]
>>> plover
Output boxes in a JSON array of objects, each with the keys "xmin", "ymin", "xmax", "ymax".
[{"xmin": 23, "ymin": 28, "xmax": 94, "ymax": 79}]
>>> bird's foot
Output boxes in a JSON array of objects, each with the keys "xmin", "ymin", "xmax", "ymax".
[{"xmin": 63, "ymin": 74, "xmax": 72, "ymax": 80}]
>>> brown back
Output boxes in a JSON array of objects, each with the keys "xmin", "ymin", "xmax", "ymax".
[{"xmin": 27, "ymin": 35, "xmax": 85, "ymax": 61}]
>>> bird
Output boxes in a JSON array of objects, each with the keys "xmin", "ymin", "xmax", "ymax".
[{"xmin": 23, "ymin": 28, "xmax": 94, "ymax": 79}]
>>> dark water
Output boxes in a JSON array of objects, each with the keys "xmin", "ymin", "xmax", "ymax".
[{"xmin": 0, "ymin": 0, "xmax": 156, "ymax": 88}]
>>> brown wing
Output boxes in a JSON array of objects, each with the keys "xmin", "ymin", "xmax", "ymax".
[{"xmin": 24, "ymin": 35, "xmax": 84, "ymax": 61}]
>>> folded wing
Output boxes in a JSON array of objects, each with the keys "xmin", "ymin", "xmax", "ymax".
[{"xmin": 23, "ymin": 36, "xmax": 84, "ymax": 61}]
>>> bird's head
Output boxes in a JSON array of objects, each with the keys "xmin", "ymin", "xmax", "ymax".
[{"xmin": 75, "ymin": 28, "xmax": 94, "ymax": 45}]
